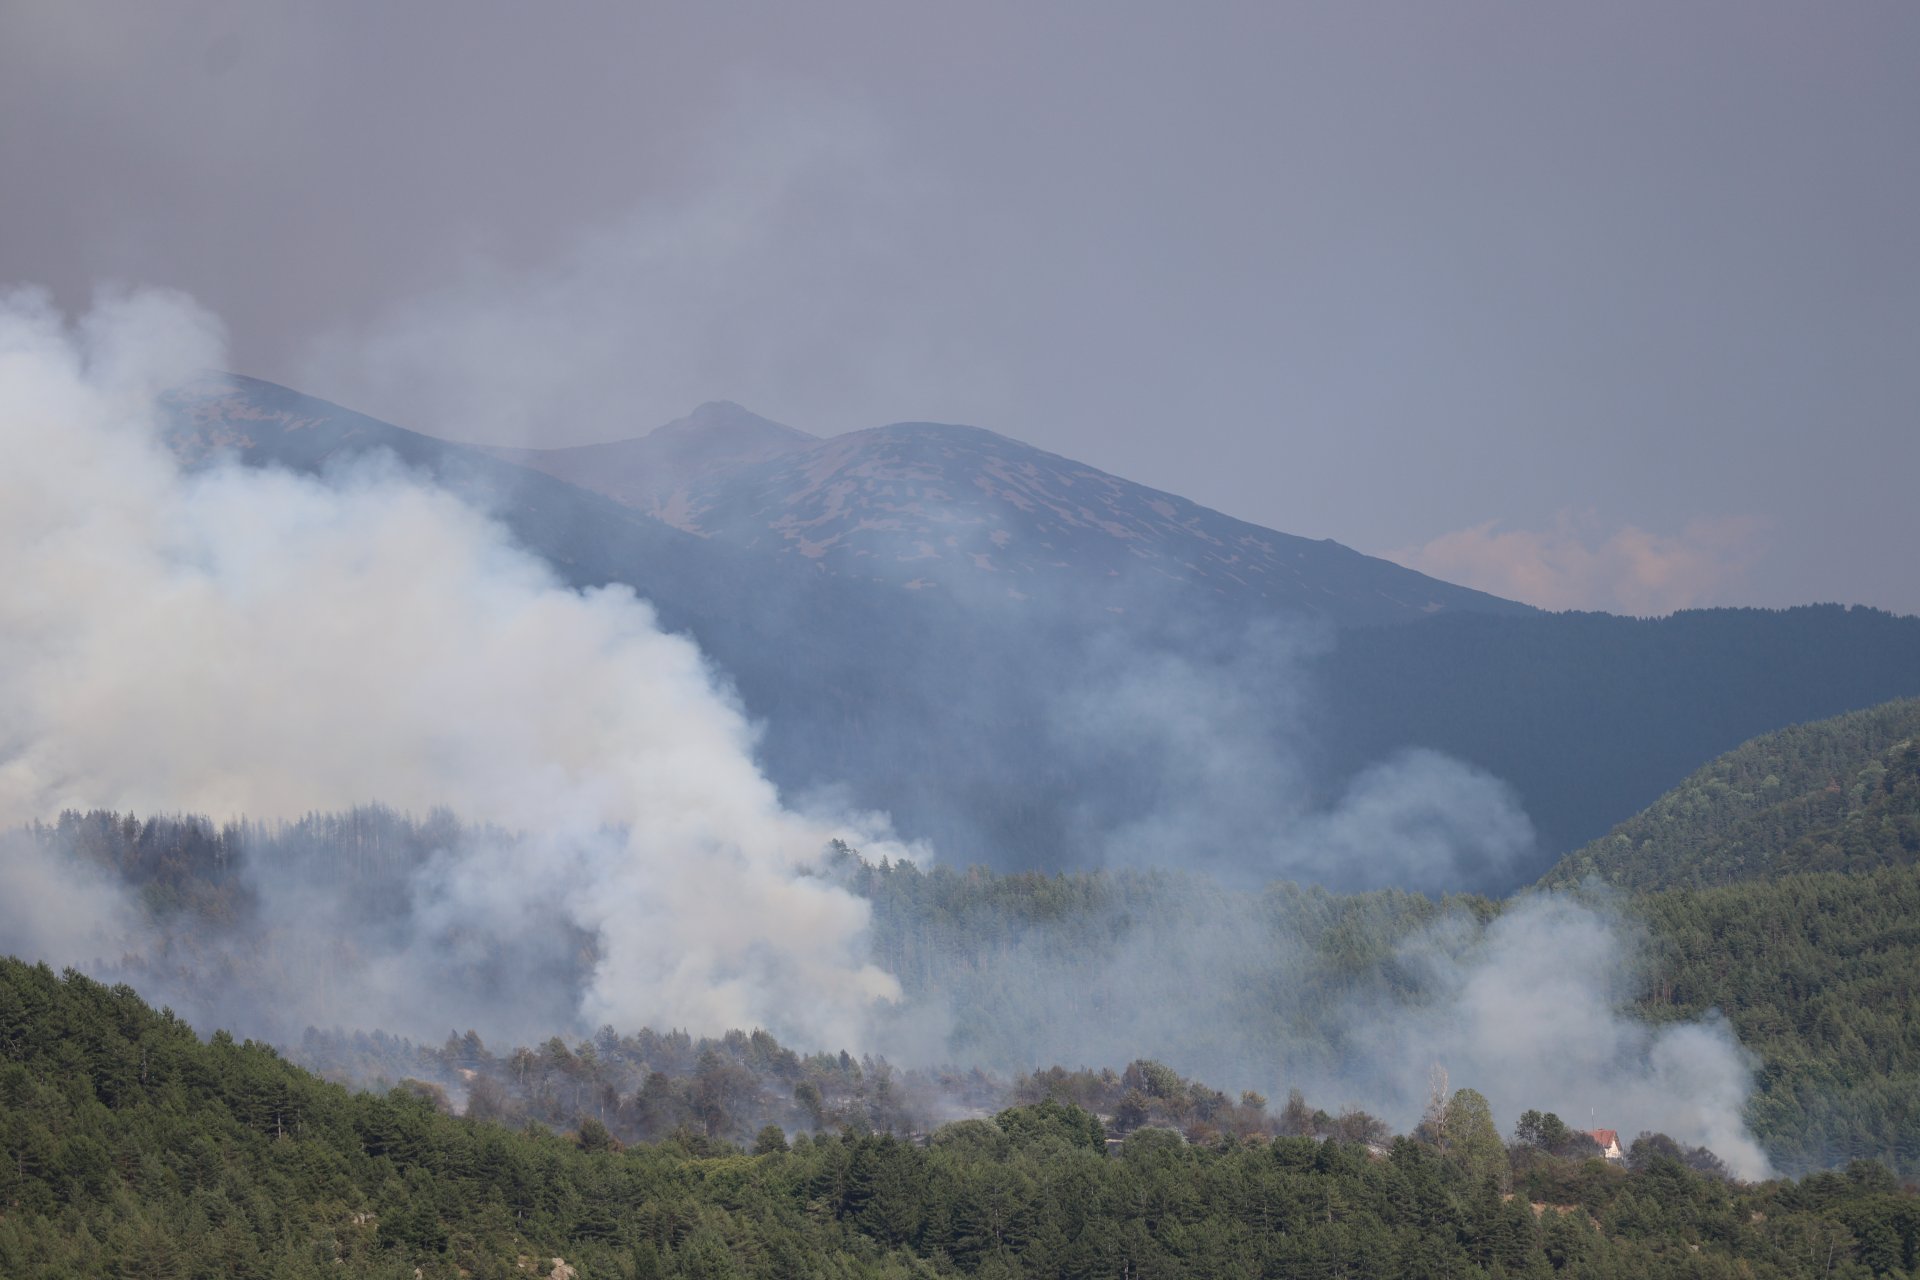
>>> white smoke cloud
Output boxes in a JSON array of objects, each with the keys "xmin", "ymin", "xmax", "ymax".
[
  {"xmin": 877, "ymin": 881, "xmax": 1770, "ymax": 1179},
  {"xmin": 1051, "ymin": 625, "xmax": 1536, "ymax": 893},
  {"xmin": 1294, "ymin": 749, "xmax": 1537, "ymax": 895},
  {"xmin": 0, "ymin": 286, "xmax": 901, "ymax": 1048},
  {"xmin": 1374, "ymin": 893, "xmax": 1773, "ymax": 1178},
  {"xmin": 0, "ymin": 827, "xmax": 137, "ymax": 971}
]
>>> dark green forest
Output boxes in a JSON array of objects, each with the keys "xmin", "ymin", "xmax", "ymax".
[
  {"xmin": 5, "ymin": 957, "xmax": 1919, "ymax": 1279},
  {"xmin": 1635, "ymin": 864, "xmax": 1920, "ymax": 1176}
]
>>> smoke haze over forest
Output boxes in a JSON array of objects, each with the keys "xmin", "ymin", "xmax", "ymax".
[
  {"xmin": 0, "ymin": 290, "xmax": 1777, "ymax": 1176},
  {"xmin": 3, "ymin": 9, "xmax": 1917, "ymax": 1219}
]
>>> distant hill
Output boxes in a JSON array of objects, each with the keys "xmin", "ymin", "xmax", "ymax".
[
  {"xmin": 154, "ymin": 376, "xmax": 1920, "ymax": 887},
  {"xmin": 1318, "ymin": 610, "xmax": 1920, "ymax": 873},
  {"xmin": 1538, "ymin": 698, "xmax": 1920, "ymax": 892},
  {"xmin": 484, "ymin": 406, "xmax": 1536, "ymax": 627}
]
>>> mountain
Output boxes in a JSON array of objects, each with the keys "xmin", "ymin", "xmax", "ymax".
[
  {"xmin": 154, "ymin": 376, "xmax": 1920, "ymax": 886},
  {"xmin": 1538, "ymin": 697, "xmax": 1920, "ymax": 892},
  {"xmin": 157, "ymin": 373, "xmax": 915, "ymax": 666},
  {"xmin": 484, "ymin": 407, "xmax": 1535, "ymax": 627}
]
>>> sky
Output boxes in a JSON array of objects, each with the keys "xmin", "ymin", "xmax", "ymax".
[{"xmin": 3, "ymin": 1, "xmax": 1915, "ymax": 616}]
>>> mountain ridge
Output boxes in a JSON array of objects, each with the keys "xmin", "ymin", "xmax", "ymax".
[{"xmin": 472, "ymin": 402, "xmax": 1537, "ymax": 625}]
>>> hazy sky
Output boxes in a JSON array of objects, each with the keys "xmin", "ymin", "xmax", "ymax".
[{"xmin": 4, "ymin": 1, "xmax": 1915, "ymax": 615}]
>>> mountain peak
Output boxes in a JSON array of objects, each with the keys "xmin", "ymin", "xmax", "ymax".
[
  {"xmin": 468, "ymin": 402, "xmax": 816, "ymax": 528},
  {"xmin": 648, "ymin": 401, "xmax": 816, "ymax": 446}
]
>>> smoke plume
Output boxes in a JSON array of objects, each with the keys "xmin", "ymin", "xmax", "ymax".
[
  {"xmin": 0, "ymin": 286, "xmax": 1770, "ymax": 1177},
  {"xmin": 1368, "ymin": 893, "xmax": 1771, "ymax": 1178},
  {"xmin": 0, "ymin": 286, "xmax": 902, "ymax": 1048},
  {"xmin": 1049, "ymin": 625, "xmax": 1537, "ymax": 893},
  {"xmin": 871, "ymin": 874, "xmax": 1771, "ymax": 1178}
]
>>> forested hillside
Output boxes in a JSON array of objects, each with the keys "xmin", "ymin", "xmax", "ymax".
[
  {"xmin": 1636, "ymin": 864, "xmax": 1920, "ymax": 1176},
  {"xmin": 853, "ymin": 857, "xmax": 1920, "ymax": 1179},
  {"xmin": 1543, "ymin": 699, "xmax": 1920, "ymax": 891},
  {"xmin": 294, "ymin": 863, "xmax": 1920, "ymax": 1180},
  {"xmin": 5, "ymin": 958, "xmax": 1919, "ymax": 1280},
  {"xmin": 14, "ymin": 809, "xmax": 1920, "ymax": 1180}
]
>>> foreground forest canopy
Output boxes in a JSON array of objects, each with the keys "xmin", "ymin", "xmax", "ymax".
[{"xmin": 3, "ymin": 959, "xmax": 1918, "ymax": 1280}]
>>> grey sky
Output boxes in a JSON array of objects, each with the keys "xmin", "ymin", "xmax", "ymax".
[{"xmin": 4, "ymin": 1, "xmax": 1915, "ymax": 614}]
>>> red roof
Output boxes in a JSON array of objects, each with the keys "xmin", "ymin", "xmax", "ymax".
[{"xmin": 1589, "ymin": 1129, "xmax": 1619, "ymax": 1148}]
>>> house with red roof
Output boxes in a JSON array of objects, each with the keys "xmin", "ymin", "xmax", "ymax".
[{"xmin": 1588, "ymin": 1129, "xmax": 1624, "ymax": 1161}]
